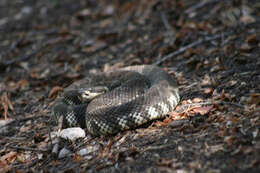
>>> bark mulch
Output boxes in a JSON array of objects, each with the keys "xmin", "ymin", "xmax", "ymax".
[{"xmin": 0, "ymin": 0, "xmax": 259, "ymax": 172}]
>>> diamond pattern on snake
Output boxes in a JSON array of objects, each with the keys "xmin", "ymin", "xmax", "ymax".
[{"xmin": 52, "ymin": 65, "xmax": 180, "ymax": 136}]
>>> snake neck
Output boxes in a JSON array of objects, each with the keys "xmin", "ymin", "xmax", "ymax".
[{"xmin": 71, "ymin": 104, "xmax": 87, "ymax": 128}]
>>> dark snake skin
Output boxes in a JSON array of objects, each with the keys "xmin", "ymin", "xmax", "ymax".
[{"xmin": 52, "ymin": 65, "xmax": 180, "ymax": 136}]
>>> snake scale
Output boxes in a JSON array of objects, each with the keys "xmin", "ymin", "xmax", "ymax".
[{"xmin": 52, "ymin": 65, "xmax": 180, "ymax": 136}]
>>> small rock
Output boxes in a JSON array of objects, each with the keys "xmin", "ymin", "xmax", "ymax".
[
  {"xmin": 240, "ymin": 96, "xmax": 247, "ymax": 103},
  {"xmin": 176, "ymin": 169, "xmax": 188, "ymax": 173},
  {"xmin": 0, "ymin": 119, "xmax": 13, "ymax": 127},
  {"xmin": 253, "ymin": 129, "xmax": 259, "ymax": 138},
  {"xmin": 77, "ymin": 148, "xmax": 88, "ymax": 156},
  {"xmin": 58, "ymin": 148, "xmax": 72, "ymax": 159},
  {"xmin": 0, "ymin": 17, "xmax": 8, "ymax": 26},
  {"xmin": 169, "ymin": 119, "xmax": 189, "ymax": 128},
  {"xmin": 0, "ymin": 119, "xmax": 13, "ymax": 135},
  {"xmin": 21, "ymin": 6, "xmax": 32, "ymax": 15},
  {"xmin": 77, "ymin": 145, "xmax": 99, "ymax": 156},
  {"xmin": 226, "ymin": 121, "xmax": 232, "ymax": 128},
  {"xmin": 60, "ymin": 127, "xmax": 86, "ymax": 141},
  {"xmin": 50, "ymin": 131, "xmax": 58, "ymax": 139}
]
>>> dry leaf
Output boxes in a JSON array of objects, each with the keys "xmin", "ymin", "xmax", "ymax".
[
  {"xmin": 82, "ymin": 40, "xmax": 107, "ymax": 53},
  {"xmin": 204, "ymin": 88, "xmax": 213, "ymax": 94},
  {"xmin": 20, "ymin": 124, "xmax": 32, "ymax": 132},
  {"xmin": 2, "ymin": 103, "xmax": 8, "ymax": 120},
  {"xmin": 51, "ymin": 160, "xmax": 59, "ymax": 166},
  {"xmin": 97, "ymin": 32, "xmax": 118, "ymax": 44},
  {"xmin": 16, "ymin": 153, "xmax": 26, "ymax": 163},
  {"xmin": 73, "ymin": 154, "xmax": 84, "ymax": 162},
  {"xmin": 169, "ymin": 111, "xmax": 186, "ymax": 120},
  {"xmin": 191, "ymin": 105, "xmax": 214, "ymax": 115},
  {"xmin": 154, "ymin": 117, "xmax": 172, "ymax": 127},
  {"xmin": 64, "ymin": 72, "xmax": 81, "ymax": 80},
  {"xmin": 48, "ymin": 86, "xmax": 64, "ymax": 99},
  {"xmin": 158, "ymin": 158, "xmax": 176, "ymax": 167},
  {"xmin": 1, "ymin": 92, "xmax": 14, "ymax": 120},
  {"xmin": 240, "ymin": 14, "xmax": 256, "ymax": 24},
  {"xmin": 103, "ymin": 62, "xmax": 123, "ymax": 72},
  {"xmin": 77, "ymin": 8, "xmax": 91, "ymax": 18},
  {"xmin": 224, "ymin": 136, "xmax": 237, "ymax": 146},
  {"xmin": 249, "ymin": 93, "xmax": 260, "ymax": 105},
  {"xmin": 11, "ymin": 79, "xmax": 29, "ymax": 91},
  {"xmin": 240, "ymin": 43, "xmax": 253, "ymax": 52},
  {"xmin": 245, "ymin": 34, "xmax": 258, "ymax": 44},
  {"xmin": 192, "ymin": 98, "xmax": 203, "ymax": 103},
  {"xmin": 29, "ymin": 72, "xmax": 41, "ymax": 79},
  {"xmin": 220, "ymin": 89, "xmax": 232, "ymax": 101},
  {"xmin": 0, "ymin": 151, "xmax": 17, "ymax": 164}
]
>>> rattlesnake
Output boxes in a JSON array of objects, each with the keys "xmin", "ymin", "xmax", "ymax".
[{"xmin": 52, "ymin": 65, "xmax": 180, "ymax": 136}]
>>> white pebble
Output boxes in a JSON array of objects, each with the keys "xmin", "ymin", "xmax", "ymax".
[{"xmin": 60, "ymin": 127, "xmax": 86, "ymax": 141}]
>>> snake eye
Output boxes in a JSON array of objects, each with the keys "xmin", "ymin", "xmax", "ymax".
[
  {"xmin": 79, "ymin": 90, "xmax": 91, "ymax": 100},
  {"xmin": 82, "ymin": 91, "xmax": 90, "ymax": 97}
]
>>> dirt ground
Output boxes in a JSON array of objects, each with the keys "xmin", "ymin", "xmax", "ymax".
[{"xmin": 0, "ymin": 0, "xmax": 259, "ymax": 172}]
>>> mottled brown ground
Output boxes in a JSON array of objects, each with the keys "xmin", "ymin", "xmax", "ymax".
[{"xmin": 0, "ymin": 0, "xmax": 259, "ymax": 173}]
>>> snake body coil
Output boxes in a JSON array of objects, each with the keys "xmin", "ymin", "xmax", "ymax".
[{"xmin": 53, "ymin": 65, "xmax": 180, "ymax": 136}]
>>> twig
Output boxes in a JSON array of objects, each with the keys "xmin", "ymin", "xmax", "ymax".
[
  {"xmin": 161, "ymin": 12, "xmax": 172, "ymax": 31},
  {"xmin": 177, "ymin": 101, "xmax": 215, "ymax": 111},
  {"xmin": 153, "ymin": 33, "xmax": 227, "ymax": 65},
  {"xmin": 142, "ymin": 143, "xmax": 173, "ymax": 152},
  {"xmin": 0, "ymin": 115, "xmax": 45, "ymax": 129},
  {"xmin": 176, "ymin": 100, "xmax": 249, "ymax": 113},
  {"xmin": 51, "ymin": 115, "xmax": 64, "ymax": 156},
  {"xmin": 1, "ymin": 46, "xmax": 45, "ymax": 67},
  {"xmin": 95, "ymin": 162, "xmax": 115, "ymax": 171},
  {"xmin": 160, "ymin": 12, "xmax": 175, "ymax": 45},
  {"xmin": 57, "ymin": 114, "xmax": 64, "ymax": 131},
  {"xmin": 184, "ymin": 0, "xmax": 221, "ymax": 14},
  {"xmin": 51, "ymin": 138, "xmax": 60, "ymax": 155},
  {"xmin": 12, "ymin": 158, "xmax": 39, "ymax": 171},
  {"xmin": 74, "ymin": 136, "xmax": 96, "ymax": 150},
  {"xmin": 0, "ymin": 37, "xmax": 69, "ymax": 68},
  {"xmin": 7, "ymin": 145, "xmax": 48, "ymax": 153},
  {"xmin": 0, "ymin": 38, "xmax": 23, "ymax": 60}
]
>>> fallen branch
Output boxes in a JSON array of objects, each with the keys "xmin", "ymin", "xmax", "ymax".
[
  {"xmin": 7, "ymin": 145, "xmax": 48, "ymax": 153},
  {"xmin": 142, "ymin": 143, "xmax": 173, "ymax": 152},
  {"xmin": 0, "ymin": 45, "xmax": 45, "ymax": 71},
  {"xmin": 0, "ymin": 37, "xmax": 71, "ymax": 70},
  {"xmin": 51, "ymin": 138, "xmax": 60, "ymax": 156},
  {"xmin": 184, "ymin": 0, "xmax": 221, "ymax": 14},
  {"xmin": 51, "ymin": 115, "xmax": 64, "ymax": 156},
  {"xmin": 176, "ymin": 100, "xmax": 249, "ymax": 113},
  {"xmin": 160, "ymin": 12, "xmax": 175, "ymax": 45},
  {"xmin": 0, "ymin": 115, "xmax": 45, "ymax": 129},
  {"xmin": 153, "ymin": 32, "xmax": 227, "ymax": 65}
]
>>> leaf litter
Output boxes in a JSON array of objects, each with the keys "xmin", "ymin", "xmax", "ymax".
[{"xmin": 0, "ymin": 0, "xmax": 259, "ymax": 172}]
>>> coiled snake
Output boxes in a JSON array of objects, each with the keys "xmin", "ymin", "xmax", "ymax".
[{"xmin": 52, "ymin": 65, "xmax": 180, "ymax": 136}]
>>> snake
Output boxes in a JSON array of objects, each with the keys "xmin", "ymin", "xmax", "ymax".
[{"xmin": 52, "ymin": 65, "xmax": 180, "ymax": 136}]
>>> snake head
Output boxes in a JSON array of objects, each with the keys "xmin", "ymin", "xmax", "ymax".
[{"xmin": 79, "ymin": 86, "xmax": 108, "ymax": 102}]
